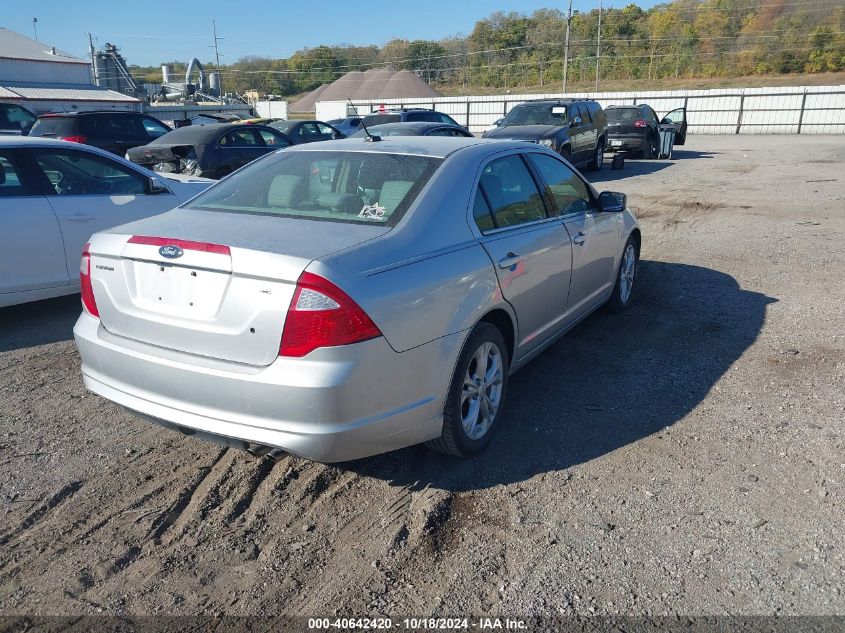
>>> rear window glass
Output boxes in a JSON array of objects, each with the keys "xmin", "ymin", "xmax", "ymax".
[
  {"xmin": 363, "ymin": 114, "xmax": 401, "ymax": 127},
  {"xmin": 606, "ymin": 108, "xmax": 639, "ymax": 122},
  {"xmin": 30, "ymin": 116, "xmax": 76, "ymax": 136},
  {"xmin": 185, "ymin": 150, "xmax": 442, "ymax": 226}
]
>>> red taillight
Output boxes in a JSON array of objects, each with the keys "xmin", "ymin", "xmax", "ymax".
[
  {"xmin": 61, "ymin": 135, "xmax": 88, "ymax": 143},
  {"xmin": 80, "ymin": 242, "xmax": 99, "ymax": 317},
  {"xmin": 633, "ymin": 119, "xmax": 647, "ymax": 128},
  {"xmin": 279, "ymin": 272, "xmax": 381, "ymax": 358}
]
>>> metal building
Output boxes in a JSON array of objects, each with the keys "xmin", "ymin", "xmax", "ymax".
[{"xmin": 0, "ymin": 27, "xmax": 139, "ymax": 114}]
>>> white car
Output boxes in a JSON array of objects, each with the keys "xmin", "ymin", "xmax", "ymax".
[{"xmin": 0, "ymin": 137, "xmax": 213, "ymax": 307}]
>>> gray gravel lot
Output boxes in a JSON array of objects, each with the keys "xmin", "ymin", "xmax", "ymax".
[{"xmin": 0, "ymin": 135, "xmax": 843, "ymax": 617}]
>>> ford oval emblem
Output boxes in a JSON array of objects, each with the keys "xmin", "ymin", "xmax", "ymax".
[{"xmin": 159, "ymin": 245, "xmax": 183, "ymax": 259}]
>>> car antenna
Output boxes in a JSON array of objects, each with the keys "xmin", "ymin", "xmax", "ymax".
[{"xmin": 348, "ymin": 99, "xmax": 380, "ymax": 142}]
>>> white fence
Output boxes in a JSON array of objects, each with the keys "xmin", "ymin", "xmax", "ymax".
[
  {"xmin": 317, "ymin": 84, "xmax": 845, "ymax": 135},
  {"xmin": 254, "ymin": 100, "xmax": 288, "ymax": 120}
]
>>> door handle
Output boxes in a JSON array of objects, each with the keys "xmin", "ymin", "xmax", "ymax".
[
  {"xmin": 573, "ymin": 231, "xmax": 587, "ymax": 245},
  {"xmin": 65, "ymin": 213, "xmax": 94, "ymax": 222},
  {"xmin": 498, "ymin": 252, "xmax": 523, "ymax": 269}
]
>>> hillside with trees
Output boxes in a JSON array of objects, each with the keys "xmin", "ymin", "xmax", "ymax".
[{"xmin": 130, "ymin": 0, "xmax": 845, "ymax": 96}]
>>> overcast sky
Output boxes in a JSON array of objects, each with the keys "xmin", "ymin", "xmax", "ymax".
[{"xmin": 4, "ymin": 0, "xmax": 661, "ymax": 67}]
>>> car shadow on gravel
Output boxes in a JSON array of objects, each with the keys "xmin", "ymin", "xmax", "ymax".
[
  {"xmin": 0, "ymin": 294, "xmax": 80, "ymax": 353},
  {"xmin": 343, "ymin": 261, "xmax": 775, "ymax": 492},
  {"xmin": 589, "ymin": 150, "xmax": 719, "ymax": 184}
]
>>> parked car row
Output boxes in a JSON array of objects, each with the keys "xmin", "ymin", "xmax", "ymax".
[{"xmin": 483, "ymin": 99, "xmax": 687, "ymax": 163}]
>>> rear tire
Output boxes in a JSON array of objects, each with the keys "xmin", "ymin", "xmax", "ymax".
[
  {"xmin": 426, "ymin": 323, "xmax": 509, "ymax": 457},
  {"xmin": 642, "ymin": 134, "xmax": 654, "ymax": 159},
  {"xmin": 608, "ymin": 237, "xmax": 639, "ymax": 312},
  {"xmin": 586, "ymin": 138, "xmax": 605, "ymax": 171}
]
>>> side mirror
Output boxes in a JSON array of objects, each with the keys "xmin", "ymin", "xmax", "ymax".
[
  {"xmin": 493, "ymin": 118, "xmax": 503, "ymax": 127},
  {"xmin": 145, "ymin": 177, "xmax": 170, "ymax": 195},
  {"xmin": 598, "ymin": 191, "xmax": 626, "ymax": 213},
  {"xmin": 570, "ymin": 116, "xmax": 582, "ymax": 127},
  {"xmin": 332, "ymin": 132, "xmax": 344, "ymax": 140}
]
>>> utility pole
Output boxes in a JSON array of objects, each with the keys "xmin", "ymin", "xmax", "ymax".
[
  {"xmin": 32, "ymin": 18, "xmax": 38, "ymax": 41},
  {"xmin": 595, "ymin": 0, "xmax": 602, "ymax": 93},
  {"xmin": 88, "ymin": 33, "xmax": 98, "ymax": 85},
  {"xmin": 562, "ymin": 0, "xmax": 573, "ymax": 94},
  {"xmin": 211, "ymin": 20, "xmax": 223, "ymax": 96}
]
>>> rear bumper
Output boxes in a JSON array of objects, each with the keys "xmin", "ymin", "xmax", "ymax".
[
  {"xmin": 74, "ymin": 313, "xmax": 460, "ymax": 462},
  {"xmin": 607, "ymin": 134, "xmax": 645, "ymax": 151}
]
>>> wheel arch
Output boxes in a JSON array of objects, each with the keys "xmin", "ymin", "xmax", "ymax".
[
  {"xmin": 477, "ymin": 307, "xmax": 517, "ymax": 368},
  {"xmin": 628, "ymin": 227, "xmax": 641, "ymax": 258}
]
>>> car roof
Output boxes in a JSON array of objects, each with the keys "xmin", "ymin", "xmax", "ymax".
[
  {"xmin": 280, "ymin": 136, "xmax": 537, "ymax": 159},
  {"xmin": 37, "ymin": 110, "xmax": 142, "ymax": 118},
  {"xmin": 149, "ymin": 122, "xmax": 275, "ymax": 144},
  {"xmin": 0, "ymin": 135, "xmax": 92, "ymax": 147},
  {"xmin": 367, "ymin": 121, "xmax": 458, "ymax": 132}
]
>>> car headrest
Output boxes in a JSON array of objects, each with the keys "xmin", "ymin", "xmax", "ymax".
[
  {"xmin": 268, "ymin": 174, "xmax": 302, "ymax": 208},
  {"xmin": 379, "ymin": 180, "xmax": 414, "ymax": 215}
]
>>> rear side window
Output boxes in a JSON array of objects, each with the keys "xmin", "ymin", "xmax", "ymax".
[
  {"xmin": 219, "ymin": 129, "xmax": 260, "ymax": 146},
  {"xmin": 528, "ymin": 154, "xmax": 592, "ymax": 216},
  {"xmin": 186, "ymin": 150, "xmax": 442, "ymax": 226},
  {"xmin": 31, "ymin": 148, "xmax": 147, "ymax": 196},
  {"xmin": 30, "ymin": 116, "xmax": 76, "ymax": 137},
  {"xmin": 142, "ymin": 116, "xmax": 170, "ymax": 138},
  {"xmin": 0, "ymin": 152, "xmax": 32, "ymax": 197},
  {"xmin": 257, "ymin": 129, "xmax": 290, "ymax": 147},
  {"xmin": 472, "ymin": 187, "xmax": 496, "ymax": 233},
  {"xmin": 478, "ymin": 155, "xmax": 547, "ymax": 229}
]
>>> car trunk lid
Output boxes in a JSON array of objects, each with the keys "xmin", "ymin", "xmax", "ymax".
[{"xmin": 89, "ymin": 209, "xmax": 390, "ymax": 366}]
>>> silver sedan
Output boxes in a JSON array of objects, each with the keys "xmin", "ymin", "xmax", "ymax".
[{"xmin": 74, "ymin": 137, "xmax": 640, "ymax": 462}]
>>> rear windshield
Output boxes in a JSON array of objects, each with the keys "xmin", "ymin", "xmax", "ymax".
[
  {"xmin": 363, "ymin": 114, "xmax": 401, "ymax": 127},
  {"xmin": 606, "ymin": 108, "xmax": 639, "ymax": 122},
  {"xmin": 30, "ymin": 116, "xmax": 76, "ymax": 136},
  {"xmin": 185, "ymin": 150, "xmax": 442, "ymax": 226}
]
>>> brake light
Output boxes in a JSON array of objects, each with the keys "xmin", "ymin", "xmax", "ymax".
[
  {"xmin": 633, "ymin": 120, "xmax": 647, "ymax": 128},
  {"xmin": 61, "ymin": 135, "xmax": 88, "ymax": 143},
  {"xmin": 128, "ymin": 235, "xmax": 230, "ymax": 255},
  {"xmin": 279, "ymin": 272, "xmax": 381, "ymax": 357},
  {"xmin": 80, "ymin": 243, "xmax": 99, "ymax": 317}
]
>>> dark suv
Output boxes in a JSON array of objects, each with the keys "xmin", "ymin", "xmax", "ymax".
[
  {"xmin": 482, "ymin": 99, "xmax": 607, "ymax": 171},
  {"xmin": 29, "ymin": 111, "xmax": 171, "ymax": 155},
  {"xmin": 362, "ymin": 108, "xmax": 463, "ymax": 129}
]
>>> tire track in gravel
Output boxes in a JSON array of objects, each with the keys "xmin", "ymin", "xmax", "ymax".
[
  {"xmin": 149, "ymin": 447, "xmax": 228, "ymax": 543},
  {"xmin": 0, "ymin": 480, "xmax": 83, "ymax": 547}
]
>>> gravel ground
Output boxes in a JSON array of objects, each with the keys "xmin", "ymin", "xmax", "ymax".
[{"xmin": 0, "ymin": 135, "xmax": 843, "ymax": 618}]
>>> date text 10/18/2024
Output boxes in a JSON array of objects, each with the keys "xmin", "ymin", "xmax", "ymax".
[{"xmin": 308, "ymin": 617, "xmax": 528, "ymax": 630}]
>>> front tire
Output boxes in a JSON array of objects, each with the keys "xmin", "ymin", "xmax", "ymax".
[
  {"xmin": 608, "ymin": 237, "xmax": 639, "ymax": 312},
  {"xmin": 426, "ymin": 323, "xmax": 509, "ymax": 457}
]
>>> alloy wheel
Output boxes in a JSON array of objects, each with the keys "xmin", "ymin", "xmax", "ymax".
[
  {"xmin": 461, "ymin": 341, "xmax": 504, "ymax": 440},
  {"xmin": 619, "ymin": 243, "xmax": 636, "ymax": 303}
]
